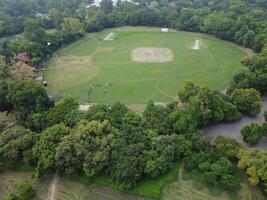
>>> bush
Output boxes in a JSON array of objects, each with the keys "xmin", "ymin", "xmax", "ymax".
[
  {"xmin": 241, "ymin": 123, "xmax": 263, "ymax": 144},
  {"xmin": 221, "ymin": 174, "xmax": 241, "ymax": 190},
  {"xmin": 3, "ymin": 181, "xmax": 34, "ymax": 200}
]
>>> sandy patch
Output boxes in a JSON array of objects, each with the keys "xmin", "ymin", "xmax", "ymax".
[
  {"xmin": 96, "ymin": 47, "xmax": 113, "ymax": 53},
  {"xmin": 132, "ymin": 48, "xmax": 173, "ymax": 63}
]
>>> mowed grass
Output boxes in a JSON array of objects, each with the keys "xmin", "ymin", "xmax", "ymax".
[{"xmin": 46, "ymin": 26, "xmax": 246, "ymax": 104}]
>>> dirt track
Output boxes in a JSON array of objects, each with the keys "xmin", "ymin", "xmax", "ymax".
[{"xmin": 48, "ymin": 173, "xmax": 58, "ymax": 200}]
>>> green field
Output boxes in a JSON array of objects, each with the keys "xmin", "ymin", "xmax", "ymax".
[{"xmin": 46, "ymin": 26, "xmax": 247, "ymax": 104}]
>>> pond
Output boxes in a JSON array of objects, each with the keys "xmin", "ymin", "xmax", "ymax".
[{"xmin": 203, "ymin": 96, "xmax": 267, "ymax": 151}]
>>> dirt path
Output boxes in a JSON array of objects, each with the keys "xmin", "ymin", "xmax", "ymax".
[{"xmin": 48, "ymin": 172, "xmax": 58, "ymax": 200}]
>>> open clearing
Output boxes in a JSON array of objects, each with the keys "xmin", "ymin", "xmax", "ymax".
[{"xmin": 46, "ymin": 26, "xmax": 246, "ymax": 104}]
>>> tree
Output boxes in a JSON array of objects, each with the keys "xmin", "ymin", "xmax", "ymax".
[
  {"xmin": 178, "ymin": 80, "xmax": 200, "ymax": 103},
  {"xmin": 123, "ymin": 110, "xmax": 142, "ymax": 126},
  {"xmin": 3, "ymin": 181, "xmax": 34, "ymax": 200},
  {"xmin": 238, "ymin": 149, "xmax": 267, "ymax": 190},
  {"xmin": 24, "ymin": 19, "xmax": 46, "ymax": 43},
  {"xmin": 170, "ymin": 108, "xmax": 196, "ymax": 136},
  {"xmin": 144, "ymin": 134, "xmax": 176, "ymax": 177},
  {"xmin": 230, "ymin": 88, "xmax": 262, "ymax": 116},
  {"xmin": 0, "ymin": 125, "xmax": 37, "ymax": 163},
  {"xmin": 214, "ymin": 136, "xmax": 244, "ymax": 160},
  {"xmin": 202, "ymin": 171, "xmax": 216, "ymax": 184},
  {"xmin": 45, "ymin": 97, "xmax": 79, "ymax": 127},
  {"xmin": 33, "ymin": 124, "xmax": 70, "ymax": 175},
  {"xmin": 143, "ymin": 101, "xmax": 174, "ymax": 134},
  {"xmin": 0, "ymin": 56, "xmax": 11, "ymax": 111},
  {"xmin": 241, "ymin": 123, "xmax": 263, "ymax": 145},
  {"xmin": 56, "ymin": 120, "xmax": 115, "ymax": 176},
  {"xmin": 210, "ymin": 157, "xmax": 233, "ymax": 177},
  {"xmin": 100, "ymin": 0, "xmax": 113, "ymax": 14},
  {"xmin": 110, "ymin": 125, "xmax": 147, "ymax": 189},
  {"xmin": 221, "ymin": 174, "xmax": 241, "ymax": 190},
  {"xmin": 7, "ymin": 80, "xmax": 50, "ymax": 120},
  {"xmin": 61, "ymin": 17, "xmax": 84, "ymax": 35},
  {"xmin": 48, "ymin": 8, "xmax": 63, "ymax": 28}
]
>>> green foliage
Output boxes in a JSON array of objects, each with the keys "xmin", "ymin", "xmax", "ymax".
[
  {"xmin": 100, "ymin": 0, "xmax": 113, "ymax": 14},
  {"xmin": 56, "ymin": 120, "xmax": 115, "ymax": 176},
  {"xmin": 230, "ymin": 88, "xmax": 262, "ymax": 116},
  {"xmin": 178, "ymin": 82, "xmax": 241, "ymax": 126},
  {"xmin": 178, "ymin": 80, "xmax": 200, "ymax": 103},
  {"xmin": 185, "ymin": 150, "xmax": 241, "ymax": 190},
  {"xmin": 238, "ymin": 149, "xmax": 267, "ymax": 191},
  {"xmin": 229, "ymin": 50, "xmax": 267, "ymax": 94},
  {"xmin": 170, "ymin": 108, "xmax": 196, "ymax": 136},
  {"xmin": 143, "ymin": 101, "xmax": 176, "ymax": 135},
  {"xmin": 45, "ymin": 97, "xmax": 79, "ymax": 127},
  {"xmin": 110, "ymin": 126, "xmax": 147, "ymax": 190},
  {"xmin": 214, "ymin": 136, "xmax": 244, "ymax": 160},
  {"xmin": 24, "ymin": 19, "xmax": 46, "ymax": 43},
  {"xmin": 123, "ymin": 110, "xmax": 142, "ymax": 126},
  {"xmin": 3, "ymin": 181, "xmax": 34, "ymax": 200},
  {"xmin": 33, "ymin": 123, "xmax": 70, "ymax": 175},
  {"xmin": 0, "ymin": 126, "xmax": 37, "ymax": 163},
  {"xmin": 7, "ymin": 80, "xmax": 50, "ymax": 120},
  {"xmin": 144, "ymin": 135, "xmax": 176, "ymax": 177},
  {"xmin": 241, "ymin": 123, "xmax": 263, "ymax": 145},
  {"xmin": 61, "ymin": 17, "xmax": 84, "ymax": 35},
  {"xmin": 221, "ymin": 174, "xmax": 241, "ymax": 190}
]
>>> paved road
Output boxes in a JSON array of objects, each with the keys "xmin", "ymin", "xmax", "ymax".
[{"xmin": 203, "ymin": 96, "xmax": 267, "ymax": 151}]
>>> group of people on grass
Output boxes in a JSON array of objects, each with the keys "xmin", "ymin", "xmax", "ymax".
[{"xmin": 88, "ymin": 82, "xmax": 112, "ymax": 98}]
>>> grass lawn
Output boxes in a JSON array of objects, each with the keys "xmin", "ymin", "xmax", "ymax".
[{"xmin": 46, "ymin": 26, "xmax": 247, "ymax": 104}]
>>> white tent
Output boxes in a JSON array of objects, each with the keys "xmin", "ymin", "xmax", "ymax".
[{"xmin": 161, "ymin": 28, "xmax": 169, "ymax": 32}]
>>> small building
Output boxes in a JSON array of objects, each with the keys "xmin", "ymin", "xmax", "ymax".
[
  {"xmin": 15, "ymin": 52, "xmax": 32, "ymax": 66},
  {"xmin": 161, "ymin": 28, "xmax": 169, "ymax": 32}
]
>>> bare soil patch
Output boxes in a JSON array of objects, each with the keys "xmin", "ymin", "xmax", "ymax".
[{"xmin": 132, "ymin": 48, "xmax": 173, "ymax": 63}]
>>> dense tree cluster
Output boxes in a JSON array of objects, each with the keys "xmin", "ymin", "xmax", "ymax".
[
  {"xmin": 228, "ymin": 49, "xmax": 267, "ymax": 94},
  {"xmin": 240, "ymin": 111, "xmax": 267, "ymax": 145},
  {"xmin": 238, "ymin": 149, "xmax": 267, "ymax": 193},
  {"xmin": 178, "ymin": 81, "xmax": 241, "ymax": 126},
  {"xmin": 185, "ymin": 136, "xmax": 243, "ymax": 190},
  {"xmin": 241, "ymin": 123, "xmax": 264, "ymax": 144}
]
